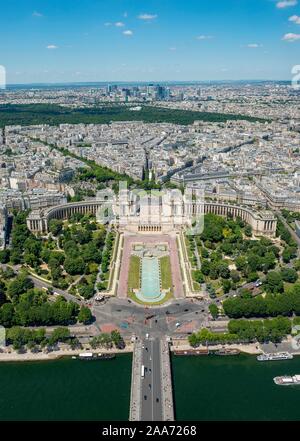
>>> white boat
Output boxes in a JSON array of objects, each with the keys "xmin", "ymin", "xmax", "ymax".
[
  {"xmin": 274, "ymin": 375, "xmax": 300, "ymax": 385},
  {"xmin": 257, "ymin": 352, "xmax": 293, "ymax": 361}
]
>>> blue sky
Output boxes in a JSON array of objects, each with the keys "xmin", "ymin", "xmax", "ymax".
[{"xmin": 1, "ymin": 0, "xmax": 300, "ymax": 83}]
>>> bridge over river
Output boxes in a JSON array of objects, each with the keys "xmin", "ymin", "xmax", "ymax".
[{"xmin": 129, "ymin": 337, "xmax": 174, "ymax": 421}]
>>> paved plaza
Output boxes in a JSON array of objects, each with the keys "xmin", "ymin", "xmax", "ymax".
[{"xmin": 117, "ymin": 234, "xmax": 184, "ymax": 301}]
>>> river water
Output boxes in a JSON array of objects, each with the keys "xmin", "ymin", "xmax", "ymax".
[
  {"xmin": 0, "ymin": 355, "xmax": 132, "ymax": 421},
  {"xmin": 1, "ymin": 353, "xmax": 300, "ymax": 421},
  {"xmin": 172, "ymin": 353, "xmax": 300, "ymax": 421}
]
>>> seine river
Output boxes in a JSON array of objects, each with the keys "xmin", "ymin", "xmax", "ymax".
[
  {"xmin": 172, "ymin": 353, "xmax": 300, "ymax": 421},
  {"xmin": 0, "ymin": 355, "xmax": 132, "ymax": 421},
  {"xmin": 1, "ymin": 353, "xmax": 300, "ymax": 420}
]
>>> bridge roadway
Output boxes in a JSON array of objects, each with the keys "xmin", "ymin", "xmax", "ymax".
[
  {"xmin": 140, "ymin": 337, "xmax": 163, "ymax": 421},
  {"xmin": 130, "ymin": 335, "xmax": 174, "ymax": 421}
]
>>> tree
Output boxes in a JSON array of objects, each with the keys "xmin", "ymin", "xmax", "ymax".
[
  {"xmin": 7, "ymin": 276, "xmax": 34, "ymax": 300},
  {"xmin": 64, "ymin": 257, "xmax": 86, "ymax": 275},
  {"xmin": 0, "ymin": 249, "xmax": 10, "ymax": 263},
  {"xmin": 265, "ymin": 272, "xmax": 284, "ymax": 293},
  {"xmin": 209, "ymin": 304, "xmax": 219, "ymax": 320},
  {"xmin": 235, "ymin": 256, "xmax": 247, "ymax": 272},
  {"xmin": 200, "ymin": 247, "xmax": 209, "ymax": 258},
  {"xmin": 247, "ymin": 272, "xmax": 259, "ymax": 283},
  {"xmin": 282, "ymin": 246, "xmax": 297, "ymax": 263},
  {"xmin": 209, "ymin": 263, "xmax": 219, "ymax": 280},
  {"xmin": 193, "ymin": 270, "xmax": 204, "ymax": 284},
  {"xmin": 82, "ymin": 242, "xmax": 102, "ymax": 263},
  {"xmin": 281, "ymin": 268, "xmax": 298, "ymax": 283},
  {"xmin": 230, "ymin": 270, "xmax": 240, "ymax": 283},
  {"xmin": 244, "ymin": 225, "xmax": 252, "ymax": 237},
  {"xmin": 48, "ymin": 327, "xmax": 71, "ymax": 345},
  {"xmin": 218, "ymin": 262, "xmax": 230, "ymax": 279},
  {"xmin": 78, "ymin": 285, "xmax": 94, "ymax": 299},
  {"xmin": 201, "ymin": 260, "xmax": 211, "ymax": 276},
  {"xmin": 0, "ymin": 303, "xmax": 15, "ymax": 327},
  {"xmin": 49, "ymin": 219, "xmax": 63, "ymax": 236},
  {"xmin": 188, "ymin": 333, "xmax": 199, "ymax": 347},
  {"xmin": 222, "ymin": 279, "xmax": 231, "ymax": 293},
  {"xmin": 280, "ymin": 229, "xmax": 292, "ymax": 244},
  {"xmin": 24, "ymin": 252, "xmax": 39, "ymax": 267},
  {"xmin": 294, "ymin": 259, "xmax": 300, "ymax": 271},
  {"xmin": 201, "ymin": 214, "xmax": 225, "ymax": 243},
  {"xmin": 111, "ymin": 330, "xmax": 125, "ymax": 349},
  {"xmin": 247, "ymin": 254, "xmax": 261, "ymax": 272},
  {"xmin": 24, "ymin": 237, "xmax": 42, "ymax": 256},
  {"xmin": 78, "ymin": 306, "xmax": 93, "ymax": 324}
]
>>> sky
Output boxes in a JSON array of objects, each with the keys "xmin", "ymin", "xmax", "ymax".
[{"xmin": 1, "ymin": 0, "xmax": 300, "ymax": 84}]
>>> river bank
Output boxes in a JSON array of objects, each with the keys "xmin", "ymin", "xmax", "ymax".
[
  {"xmin": 0, "ymin": 343, "xmax": 134, "ymax": 362},
  {"xmin": 171, "ymin": 339, "xmax": 262, "ymax": 354}
]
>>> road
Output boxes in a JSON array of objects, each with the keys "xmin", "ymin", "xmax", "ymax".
[
  {"xmin": 140, "ymin": 337, "xmax": 163, "ymax": 421},
  {"xmin": 92, "ymin": 297, "xmax": 211, "ymax": 339},
  {"xmin": 27, "ymin": 274, "xmax": 82, "ymax": 304}
]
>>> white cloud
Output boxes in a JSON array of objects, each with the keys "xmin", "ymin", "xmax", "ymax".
[
  {"xmin": 115, "ymin": 22, "xmax": 125, "ymax": 27},
  {"xmin": 289, "ymin": 14, "xmax": 300, "ymax": 24},
  {"xmin": 276, "ymin": 1, "xmax": 298, "ymax": 8},
  {"xmin": 33, "ymin": 11, "xmax": 43, "ymax": 17},
  {"xmin": 104, "ymin": 22, "xmax": 112, "ymax": 27},
  {"xmin": 123, "ymin": 30, "xmax": 133, "ymax": 36},
  {"xmin": 46, "ymin": 45, "xmax": 58, "ymax": 49},
  {"xmin": 138, "ymin": 14, "xmax": 158, "ymax": 20},
  {"xmin": 123, "ymin": 12, "xmax": 128, "ymax": 18},
  {"xmin": 246, "ymin": 43, "xmax": 262, "ymax": 48},
  {"xmin": 196, "ymin": 35, "xmax": 214, "ymax": 40},
  {"xmin": 282, "ymin": 32, "xmax": 300, "ymax": 41},
  {"xmin": 169, "ymin": 47, "xmax": 177, "ymax": 51}
]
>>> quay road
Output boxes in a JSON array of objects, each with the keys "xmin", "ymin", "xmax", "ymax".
[{"xmin": 140, "ymin": 337, "xmax": 163, "ymax": 421}]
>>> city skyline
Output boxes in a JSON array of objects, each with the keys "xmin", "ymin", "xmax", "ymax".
[{"xmin": 2, "ymin": 0, "xmax": 300, "ymax": 84}]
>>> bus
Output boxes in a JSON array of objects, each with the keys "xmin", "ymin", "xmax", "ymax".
[{"xmin": 141, "ymin": 365, "xmax": 145, "ymax": 378}]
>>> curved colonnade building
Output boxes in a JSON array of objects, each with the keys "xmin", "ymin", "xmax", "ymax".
[{"xmin": 26, "ymin": 192, "xmax": 277, "ymax": 237}]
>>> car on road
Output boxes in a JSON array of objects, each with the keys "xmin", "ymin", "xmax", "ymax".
[
  {"xmin": 145, "ymin": 333, "xmax": 149, "ymax": 339},
  {"xmin": 156, "ymin": 398, "xmax": 159, "ymax": 403},
  {"xmin": 184, "ymin": 309, "xmax": 189, "ymax": 312},
  {"xmin": 144, "ymin": 395, "xmax": 147, "ymax": 400},
  {"xmin": 175, "ymin": 322, "xmax": 181, "ymax": 328}
]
